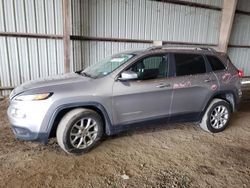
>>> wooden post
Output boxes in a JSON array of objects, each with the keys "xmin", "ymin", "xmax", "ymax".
[
  {"xmin": 218, "ymin": 0, "xmax": 238, "ymax": 53},
  {"xmin": 153, "ymin": 40, "xmax": 163, "ymax": 46},
  {"xmin": 63, "ymin": 0, "xmax": 71, "ymax": 73}
]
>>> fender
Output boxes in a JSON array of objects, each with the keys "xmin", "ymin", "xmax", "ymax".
[{"xmin": 43, "ymin": 102, "xmax": 114, "ymax": 142}]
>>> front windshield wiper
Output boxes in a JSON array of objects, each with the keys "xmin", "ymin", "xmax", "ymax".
[{"xmin": 75, "ymin": 70, "xmax": 82, "ymax": 74}]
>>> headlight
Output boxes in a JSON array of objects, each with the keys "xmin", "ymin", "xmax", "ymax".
[{"xmin": 14, "ymin": 93, "xmax": 53, "ymax": 101}]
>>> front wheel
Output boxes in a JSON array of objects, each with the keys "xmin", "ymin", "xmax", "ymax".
[
  {"xmin": 56, "ymin": 108, "xmax": 104, "ymax": 155},
  {"xmin": 200, "ymin": 99, "xmax": 232, "ymax": 133}
]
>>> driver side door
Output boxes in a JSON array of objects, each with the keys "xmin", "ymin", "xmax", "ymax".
[{"xmin": 112, "ymin": 53, "xmax": 173, "ymax": 126}]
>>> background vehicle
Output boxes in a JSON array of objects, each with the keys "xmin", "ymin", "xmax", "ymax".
[{"xmin": 8, "ymin": 46, "xmax": 242, "ymax": 154}]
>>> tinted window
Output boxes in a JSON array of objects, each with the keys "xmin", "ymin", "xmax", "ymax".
[
  {"xmin": 207, "ymin": 55, "xmax": 225, "ymax": 71},
  {"xmin": 174, "ymin": 54, "xmax": 206, "ymax": 76},
  {"xmin": 128, "ymin": 55, "xmax": 168, "ymax": 80}
]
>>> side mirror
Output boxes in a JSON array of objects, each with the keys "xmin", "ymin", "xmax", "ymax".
[{"xmin": 118, "ymin": 70, "xmax": 138, "ymax": 81}]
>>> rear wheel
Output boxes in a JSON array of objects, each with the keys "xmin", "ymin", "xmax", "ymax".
[
  {"xmin": 56, "ymin": 108, "xmax": 104, "ymax": 155},
  {"xmin": 200, "ymin": 99, "xmax": 231, "ymax": 133}
]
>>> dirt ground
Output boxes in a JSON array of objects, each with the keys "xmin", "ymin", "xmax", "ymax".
[{"xmin": 0, "ymin": 98, "xmax": 250, "ymax": 188}]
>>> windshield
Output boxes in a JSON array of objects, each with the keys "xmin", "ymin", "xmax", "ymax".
[{"xmin": 81, "ymin": 53, "xmax": 134, "ymax": 78}]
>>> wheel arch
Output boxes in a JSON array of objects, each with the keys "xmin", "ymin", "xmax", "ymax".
[
  {"xmin": 47, "ymin": 102, "xmax": 113, "ymax": 139},
  {"xmin": 202, "ymin": 91, "xmax": 237, "ymax": 117}
]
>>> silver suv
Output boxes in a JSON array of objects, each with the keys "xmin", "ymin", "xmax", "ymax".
[{"xmin": 7, "ymin": 46, "xmax": 242, "ymax": 154}]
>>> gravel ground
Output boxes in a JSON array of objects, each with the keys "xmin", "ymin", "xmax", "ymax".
[{"xmin": 0, "ymin": 98, "xmax": 250, "ymax": 188}]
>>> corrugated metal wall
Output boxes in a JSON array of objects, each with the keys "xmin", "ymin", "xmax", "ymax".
[
  {"xmin": 72, "ymin": 0, "xmax": 221, "ymax": 42},
  {"xmin": 228, "ymin": 48, "xmax": 250, "ymax": 73},
  {"xmin": 71, "ymin": 41, "xmax": 151, "ymax": 71},
  {"xmin": 228, "ymin": 0, "xmax": 250, "ymax": 75},
  {"xmin": 0, "ymin": 0, "xmax": 63, "ymax": 34},
  {"xmin": 236, "ymin": 0, "xmax": 250, "ymax": 12},
  {"xmin": 2, "ymin": 0, "xmax": 250, "ymax": 96},
  {"xmin": 182, "ymin": 0, "xmax": 223, "ymax": 7},
  {"xmin": 0, "ymin": 37, "xmax": 64, "ymax": 84},
  {"xmin": 0, "ymin": 0, "xmax": 64, "ymax": 95},
  {"xmin": 71, "ymin": 0, "xmax": 222, "ymax": 69}
]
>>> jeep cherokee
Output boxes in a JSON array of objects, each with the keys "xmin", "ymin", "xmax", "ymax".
[{"xmin": 7, "ymin": 46, "xmax": 242, "ymax": 154}]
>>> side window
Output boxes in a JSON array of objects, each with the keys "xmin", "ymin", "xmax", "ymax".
[
  {"xmin": 174, "ymin": 54, "xmax": 206, "ymax": 76},
  {"xmin": 128, "ymin": 55, "xmax": 168, "ymax": 80},
  {"xmin": 206, "ymin": 55, "xmax": 225, "ymax": 71}
]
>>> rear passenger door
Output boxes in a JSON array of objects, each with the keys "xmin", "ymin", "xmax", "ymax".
[{"xmin": 170, "ymin": 53, "xmax": 218, "ymax": 120}]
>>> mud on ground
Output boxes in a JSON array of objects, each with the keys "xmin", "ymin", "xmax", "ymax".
[{"xmin": 0, "ymin": 99, "xmax": 250, "ymax": 188}]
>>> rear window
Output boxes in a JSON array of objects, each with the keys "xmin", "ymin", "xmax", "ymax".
[
  {"xmin": 206, "ymin": 55, "xmax": 225, "ymax": 71},
  {"xmin": 174, "ymin": 54, "xmax": 206, "ymax": 76}
]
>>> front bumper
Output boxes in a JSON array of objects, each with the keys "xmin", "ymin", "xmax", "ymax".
[
  {"xmin": 7, "ymin": 99, "xmax": 53, "ymax": 144},
  {"xmin": 11, "ymin": 125, "xmax": 48, "ymax": 143}
]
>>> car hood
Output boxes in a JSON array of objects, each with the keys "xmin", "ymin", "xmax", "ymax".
[{"xmin": 10, "ymin": 73, "xmax": 90, "ymax": 99}]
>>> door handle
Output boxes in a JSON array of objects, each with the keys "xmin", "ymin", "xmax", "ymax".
[{"xmin": 156, "ymin": 83, "xmax": 171, "ymax": 88}]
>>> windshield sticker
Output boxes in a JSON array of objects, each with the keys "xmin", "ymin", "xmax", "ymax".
[{"xmin": 110, "ymin": 58, "xmax": 126, "ymax": 63}]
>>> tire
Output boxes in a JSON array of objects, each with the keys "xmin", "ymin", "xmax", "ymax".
[
  {"xmin": 56, "ymin": 108, "xmax": 104, "ymax": 155},
  {"xmin": 199, "ymin": 99, "xmax": 232, "ymax": 133}
]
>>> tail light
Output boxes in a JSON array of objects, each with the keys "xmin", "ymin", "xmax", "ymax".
[{"xmin": 238, "ymin": 70, "xmax": 244, "ymax": 78}]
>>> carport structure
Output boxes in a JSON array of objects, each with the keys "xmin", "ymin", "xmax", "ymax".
[{"xmin": 0, "ymin": 0, "xmax": 249, "ymax": 96}]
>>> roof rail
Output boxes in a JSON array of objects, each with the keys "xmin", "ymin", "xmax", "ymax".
[
  {"xmin": 146, "ymin": 45, "xmax": 217, "ymax": 53},
  {"xmin": 146, "ymin": 45, "xmax": 191, "ymax": 51},
  {"xmin": 195, "ymin": 47, "xmax": 217, "ymax": 53},
  {"xmin": 146, "ymin": 45, "xmax": 163, "ymax": 51}
]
